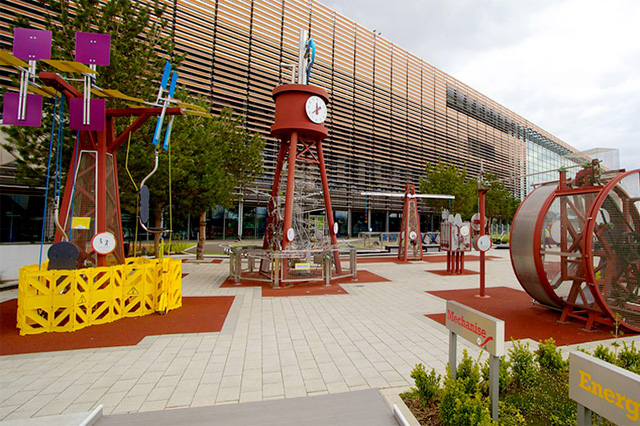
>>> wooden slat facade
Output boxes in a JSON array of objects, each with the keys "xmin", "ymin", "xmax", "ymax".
[{"xmin": 0, "ymin": 0, "xmax": 580, "ymax": 229}]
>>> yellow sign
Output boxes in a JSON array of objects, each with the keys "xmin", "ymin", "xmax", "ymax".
[
  {"xmin": 71, "ymin": 217, "xmax": 91, "ymax": 230},
  {"xmin": 127, "ymin": 287, "xmax": 139, "ymax": 296},
  {"xmin": 570, "ymin": 352, "xmax": 640, "ymax": 424},
  {"xmin": 294, "ymin": 262, "xmax": 311, "ymax": 271}
]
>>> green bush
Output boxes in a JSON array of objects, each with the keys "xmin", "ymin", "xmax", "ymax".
[
  {"xmin": 617, "ymin": 341, "xmax": 640, "ymax": 374},
  {"xmin": 592, "ymin": 344, "xmax": 616, "ymax": 364},
  {"xmin": 482, "ymin": 356, "xmax": 512, "ymax": 396},
  {"xmin": 498, "ymin": 401, "xmax": 526, "ymax": 426},
  {"xmin": 449, "ymin": 392, "xmax": 495, "ymax": 426},
  {"xmin": 439, "ymin": 373, "xmax": 464, "ymax": 425},
  {"xmin": 456, "ymin": 350, "xmax": 482, "ymax": 394},
  {"xmin": 509, "ymin": 340, "xmax": 537, "ymax": 388},
  {"xmin": 409, "ymin": 363, "xmax": 440, "ymax": 404},
  {"xmin": 535, "ymin": 338, "xmax": 568, "ymax": 373},
  {"xmin": 439, "ymin": 372, "xmax": 494, "ymax": 426}
]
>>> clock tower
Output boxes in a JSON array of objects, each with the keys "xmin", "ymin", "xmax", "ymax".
[{"xmin": 261, "ymin": 30, "xmax": 341, "ymax": 274}]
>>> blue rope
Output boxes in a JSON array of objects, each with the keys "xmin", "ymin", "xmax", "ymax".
[{"xmin": 39, "ymin": 94, "xmax": 59, "ymax": 269}]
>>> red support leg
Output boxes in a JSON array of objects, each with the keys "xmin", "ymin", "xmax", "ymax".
[
  {"xmin": 97, "ymin": 129, "xmax": 107, "ymax": 267},
  {"xmin": 316, "ymin": 140, "xmax": 342, "ymax": 274},
  {"xmin": 262, "ymin": 143, "xmax": 288, "ymax": 250},
  {"xmin": 281, "ymin": 131, "xmax": 298, "ymax": 250}
]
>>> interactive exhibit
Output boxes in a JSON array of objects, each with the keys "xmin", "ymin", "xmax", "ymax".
[
  {"xmin": 362, "ymin": 186, "xmax": 455, "ymax": 261},
  {"xmin": 511, "ymin": 161, "xmax": 640, "ymax": 332},
  {"xmin": 228, "ymin": 31, "xmax": 357, "ymax": 288},
  {"xmin": 1, "ymin": 28, "xmax": 207, "ymax": 334}
]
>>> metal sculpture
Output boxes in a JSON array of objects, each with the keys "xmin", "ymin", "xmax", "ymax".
[
  {"xmin": 229, "ymin": 30, "xmax": 357, "ymax": 288},
  {"xmin": 440, "ymin": 212, "xmax": 472, "ymax": 274},
  {"xmin": 362, "ymin": 187, "xmax": 454, "ymax": 261},
  {"xmin": 511, "ymin": 161, "xmax": 640, "ymax": 332},
  {"xmin": 2, "ymin": 28, "xmax": 192, "ymax": 334}
]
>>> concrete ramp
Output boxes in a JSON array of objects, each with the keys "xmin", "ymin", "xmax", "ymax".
[{"xmin": 96, "ymin": 389, "xmax": 399, "ymax": 426}]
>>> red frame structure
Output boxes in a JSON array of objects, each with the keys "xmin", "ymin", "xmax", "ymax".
[
  {"xmin": 511, "ymin": 164, "xmax": 640, "ymax": 332},
  {"xmin": 397, "ymin": 184, "xmax": 423, "ymax": 261},
  {"xmin": 262, "ymin": 84, "xmax": 341, "ymax": 273},
  {"xmin": 41, "ymin": 72, "xmax": 182, "ymax": 267}
]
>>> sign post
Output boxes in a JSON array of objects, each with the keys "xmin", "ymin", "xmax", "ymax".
[
  {"xmin": 569, "ymin": 351, "xmax": 640, "ymax": 426},
  {"xmin": 445, "ymin": 301, "xmax": 505, "ymax": 421}
]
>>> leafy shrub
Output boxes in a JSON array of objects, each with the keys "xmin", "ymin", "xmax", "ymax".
[
  {"xmin": 409, "ymin": 363, "xmax": 440, "ymax": 404},
  {"xmin": 449, "ymin": 392, "xmax": 495, "ymax": 426},
  {"xmin": 439, "ymin": 372, "xmax": 465, "ymax": 425},
  {"xmin": 456, "ymin": 350, "xmax": 482, "ymax": 394},
  {"xmin": 535, "ymin": 338, "xmax": 568, "ymax": 373},
  {"xmin": 617, "ymin": 341, "xmax": 640, "ymax": 374},
  {"xmin": 509, "ymin": 340, "xmax": 537, "ymax": 388},
  {"xmin": 592, "ymin": 344, "xmax": 616, "ymax": 364},
  {"xmin": 498, "ymin": 401, "xmax": 526, "ymax": 426},
  {"xmin": 503, "ymin": 368, "xmax": 575, "ymax": 426},
  {"xmin": 439, "ymin": 372, "xmax": 494, "ymax": 426},
  {"xmin": 482, "ymin": 356, "xmax": 512, "ymax": 395}
]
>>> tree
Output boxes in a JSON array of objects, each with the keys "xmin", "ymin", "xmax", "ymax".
[
  {"xmin": 419, "ymin": 161, "xmax": 476, "ymax": 219},
  {"xmin": 170, "ymin": 106, "xmax": 265, "ymax": 259},
  {"xmin": 482, "ymin": 172, "xmax": 521, "ymax": 223}
]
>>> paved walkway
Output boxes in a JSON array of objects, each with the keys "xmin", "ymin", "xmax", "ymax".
[{"xmin": 0, "ymin": 249, "xmax": 638, "ymax": 423}]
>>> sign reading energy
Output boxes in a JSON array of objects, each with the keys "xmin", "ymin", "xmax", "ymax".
[
  {"xmin": 569, "ymin": 351, "xmax": 640, "ymax": 425},
  {"xmin": 445, "ymin": 301, "xmax": 505, "ymax": 357}
]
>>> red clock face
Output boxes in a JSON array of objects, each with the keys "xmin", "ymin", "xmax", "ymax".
[{"xmin": 305, "ymin": 96, "xmax": 327, "ymax": 124}]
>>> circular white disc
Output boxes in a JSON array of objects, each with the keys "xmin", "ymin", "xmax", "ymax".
[
  {"xmin": 471, "ymin": 213, "xmax": 481, "ymax": 231},
  {"xmin": 476, "ymin": 234, "xmax": 492, "ymax": 252},
  {"xmin": 459, "ymin": 225, "xmax": 470, "ymax": 237},
  {"xmin": 92, "ymin": 232, "xmax": 117, "ymax": 255},
  {"xmin": 305, "ymin": 96, "xmax": 327, "ymax": 124},
  {"xmin": 333, "ymin": 223, "xmax": 339, "ymax": 234},
  {"xmin": 409, "ymin": 231, "xmax": 417, "ymax": 240},
  {"xmin": 286, "ymin": 228, "xmax": 295, "ymax": 242}
]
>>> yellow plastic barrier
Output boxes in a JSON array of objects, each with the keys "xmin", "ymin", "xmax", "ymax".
[{"xmin": 17, "ymin": 257, "xmax": 182, "ymax": 335}]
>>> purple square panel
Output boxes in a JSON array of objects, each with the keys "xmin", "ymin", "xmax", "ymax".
[
  {"xmin": 75, "ymin": 32, "xmax": 111, "ymax": 66},
  {"xmin": 13, "ymin": 28, "xmax": 52, "ymax": 61},
  {"xmin": 3, "ymin": 93, "xmax": 43, "ymax": 127},
  {"xmin": 69, "ymin": 98, "xmax": 106, "ymax": 131}
]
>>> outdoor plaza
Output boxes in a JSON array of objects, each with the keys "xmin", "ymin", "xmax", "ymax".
[{"xmin": 0, "ymin": 247, "xmax": 637, "ymax": 425}]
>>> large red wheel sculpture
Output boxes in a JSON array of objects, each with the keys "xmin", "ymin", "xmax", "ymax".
[{"xmin": 511, "ymin": 163, "xmax": 640, "ymax": 332}]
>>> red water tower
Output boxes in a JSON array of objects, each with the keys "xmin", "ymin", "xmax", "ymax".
[{"xmin": 262, "ymin": 83, "xmax": 342, "ymax": 272}]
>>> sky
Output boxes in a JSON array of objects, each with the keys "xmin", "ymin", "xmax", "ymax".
[{"xmin": 319, "ymin": 0, "xmax": 640, "ymax": 171}]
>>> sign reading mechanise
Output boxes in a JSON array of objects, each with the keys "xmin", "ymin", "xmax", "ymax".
[
  {"xmin": 569, "ymin": 351, "xmax": 640, "ymax": 425},
  {"xmin": 445, "ymin": 301, "xmax": 505, "ymax": 357}
]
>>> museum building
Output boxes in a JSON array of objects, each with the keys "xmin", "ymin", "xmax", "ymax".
[{"xmin": 0, "ymin": 0, "xmax": 581, "ymax": 241}]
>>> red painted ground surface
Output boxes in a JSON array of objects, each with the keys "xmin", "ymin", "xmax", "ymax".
[
  {"xmin": 182, "ymin": 259, "xmax": 223, "ymax": 264},
  {"xmin": 0, "ymin": 296, "xmax": 234, "ymax": 356},
  {"xmin": 427, "ymin": 269, "xmax": 479, "ymax": 276},
  {"xmin": 425, "ymin": 287, "xmax": 617, "ymax": 346},
  {"xmin": 220, "ymin": 270, "xmax": 391, "ymax": 297},
  {"xmin": 423, "ymin": 254, "xmax": 499, "ymax": 263}
]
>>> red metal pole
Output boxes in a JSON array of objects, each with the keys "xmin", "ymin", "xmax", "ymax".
[
  {"xmin": 316, "ymin": 140, "xmax": 342, "ymax": 274},
  {"xmin": 97, "ymin": 129, "xmax": 107, "ymax": 267},
  {"xmin": 281, "ymin": 131, "xmax": 298, "ymax": 250},
  {"xmin": 262, "ymin": 142, "xmax": 288, "ymax": 250},
  {"xmin": 479, "ymin": 188, "xmax": 488, "ymax": 297}
]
